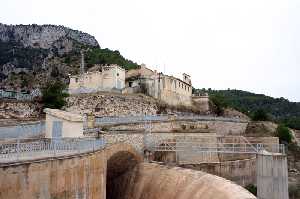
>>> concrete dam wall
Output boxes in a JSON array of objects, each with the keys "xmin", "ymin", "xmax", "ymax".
[{"xmin": 0, "ymin": 144, "xmax": 256, "ymax": 199}]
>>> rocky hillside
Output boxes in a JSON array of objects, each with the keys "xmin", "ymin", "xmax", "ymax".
[
  {"xmin": 0, "ymin": 24, "xmax": 99, "ymax": 50},
  {"xmin": 0, "ymin": 100, "xmax": 42, "ymax": 119},
  {"xmin": 0, "ymin": 23, "xmax": 139, "ymax": 90},
  {"xmin": 198, "ymin": 89, "xmax": 300, "ymax": 130}
]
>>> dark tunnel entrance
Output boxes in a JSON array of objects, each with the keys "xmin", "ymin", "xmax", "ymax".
[{"xmin": 106, "ymin": 151, "xmax": 139, "ymax": 199}]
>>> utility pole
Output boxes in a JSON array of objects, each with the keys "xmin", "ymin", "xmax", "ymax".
[
  {"xmin": 80, "ymin": 50, "xmax": 85, "ymax": 74},
  {"xmin": 79, "ymin": 50, "xmax": 85, "ymax": 88}
]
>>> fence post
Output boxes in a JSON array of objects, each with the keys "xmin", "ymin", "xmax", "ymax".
[
  {"xmin": 17, "ymin": 139, "xmax": 20, "ymax": 160},
  {"xmin": 54, "ymin": 140, "xmax": 57, "ymax": 156},
  {"xmin": 93, "ymin": 140, "xmax": 95, "ymax": 151}
]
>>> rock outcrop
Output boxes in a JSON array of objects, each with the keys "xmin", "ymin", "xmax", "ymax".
[
  {"xmin": 0, "ymin": 100, "xmax": 42, "ymax": 119},
  {"xmin": 66, "ymin": 92, "xmax": 159, "ymax": 117},
  {"xmin": 0, "ymin": 23, "xmax": 100, "ymax": 89},
  {"xmin": 0, "ymin": 23, "xmax": 99, "ymax": 50}
]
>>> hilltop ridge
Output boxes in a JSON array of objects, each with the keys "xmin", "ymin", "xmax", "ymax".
[{"xmin": 0, "ymin": 23, "xmax": 99, "ymax": 49}]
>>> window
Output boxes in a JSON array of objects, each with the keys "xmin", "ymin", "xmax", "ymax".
[
  {"xmin": 75, "ymin": 78, "xmax": 78, "ymax": 83},
  {"xmin": 117, "ymin": 73, "xmax": 119, "ymax": 76}
]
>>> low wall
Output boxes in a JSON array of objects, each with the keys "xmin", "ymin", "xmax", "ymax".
[
  {"xmin": 0, "ymin": 121, "xmax": 45, "ymax": 139},
  {"xmin": 0, "ymin": 150, "xmax": 107, "ymax": 199}
]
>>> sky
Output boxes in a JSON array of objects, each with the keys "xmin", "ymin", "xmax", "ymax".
[{"xmin": 1, "ymin": 0, "xmax": 300, "ymax": 101}]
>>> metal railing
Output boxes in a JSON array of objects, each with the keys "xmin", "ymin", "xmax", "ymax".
[
  {"xmin": 95, "ymin": 115, "xmax": 169, "ymax": 125},
  {"xmin": 94, "ymin": 114, "xmax": 248, "ymax": 125},
  {"xmin": 146, "ymin": 135, "xmax": 285, "ymax": 154},
  {"xmin": 0, "ymin": 90, "xmax": 33, "ymax": 101},
  {"xmin": 0, "ymin": 138, "xmax": 105, "ymax": 163}
]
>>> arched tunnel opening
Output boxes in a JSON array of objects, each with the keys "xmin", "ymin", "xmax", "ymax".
[{"xmin": 106, "ymin": 151, "xmax": 139, "ymax": 199}]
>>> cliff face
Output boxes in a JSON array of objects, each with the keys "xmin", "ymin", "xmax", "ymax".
[
  {"xmin": 0, "ymin": 23, "xmax": 100, "ymax": 89},
  {"xmin": 0, "ymin": 23, "xmax": 99, "ymax": 50}
]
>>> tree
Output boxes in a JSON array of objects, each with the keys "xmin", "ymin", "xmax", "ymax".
[
  {"xmin": 245, "ymin": 184, "xmax": 257, "ymax": 196},
  {"xmin": 209, "ymin": 94, "xmax": 228, "ymax": 116},
  {"xmin": 251, "ymin": 109, "xmax": 269, "ymax": 121},
  {"xmin": 42, "ymin": 81, "xmax": 69, "ymax": 109},
  {"xmin": 276, "ymin": 124, "xmax": 292, "ymax": 144}
]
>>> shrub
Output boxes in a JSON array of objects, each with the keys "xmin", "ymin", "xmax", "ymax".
[
  {"xmin": 209, "ymin": 94, "xmax": 228, "ymax": 116},
  {"xmin": 245, "ymin": 184, "xmax": 257, "ymax": 196},
  {"xmin": 251, "ymin": 109, "xmax": 269, "ymax": 121},
  {"xmin": 276, "ymin": 124, "xmax": 292, "ymax": 143},
  {"xmin": 289, "ymin": 183, "xmax": 300, "ymax": 199},
  {"xmin": 42, "ymin": 81, "xmax": 69, "ymax": 109}
]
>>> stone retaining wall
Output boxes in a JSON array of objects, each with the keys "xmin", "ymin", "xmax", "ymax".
[{"xmin": 109, "ymin": 120, "xmax": 248, "ymax": 135}]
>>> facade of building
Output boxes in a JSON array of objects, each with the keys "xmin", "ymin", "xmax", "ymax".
[
  {"xmin": 124, "ymin": 65, "xmax": 192, "ymax": 106},
  {"xmin": 44, "ymin": 108, "xmax": 84, "ymax": 138},
  {"xmin": 68, "ymin": 64, "xmax": 125, "ymax": 94}
]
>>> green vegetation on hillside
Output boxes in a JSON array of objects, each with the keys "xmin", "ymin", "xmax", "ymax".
[
  {"xmin": 276, "ymin": 124, "xmax": 292, "ymax": 143},
  {"xmin": 245, "ymin": 184, "xmax": 257, "ymax": 196},
  {"xmin": 85, "ymin": 48, "xmax": 139, "ymax": 70},
  {"xmin": 252, "ymin": 109, "xmax": 269, "ymax": 121},
  {"xmin": 41, "ymin": 81, "xmax": 69, "ymax": 109},
  {"xmin": 209, "ymin": 94, "xmax": 228, "ymax": 116},
  {"xmin": 195, "ymin": 89, "xmax": 300, "ymax": 130},
  {"xmin": 0, "ymin": 41, "xmax": 48, "ymax": 69}
]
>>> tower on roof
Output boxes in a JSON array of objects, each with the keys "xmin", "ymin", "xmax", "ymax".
[{"xmin": 182, "ymin": 73, "xmax": 191, "ymax": 85}]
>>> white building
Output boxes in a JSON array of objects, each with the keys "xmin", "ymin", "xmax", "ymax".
[{"xmin": 68, "ymin": 64, "xmax": 125, "ymax": 94}]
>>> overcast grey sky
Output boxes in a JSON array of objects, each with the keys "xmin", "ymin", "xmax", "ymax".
[{"xmin": 1, "ymin": 0, "xmax": 299, "ymax": 101}]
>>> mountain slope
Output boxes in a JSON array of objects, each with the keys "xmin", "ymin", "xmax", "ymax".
[
  {"xmin": 0, "ymin": 23, "xmax": 139, "ymax": 90},
  {"xmin": 196, "ymin": 89, "xmax": 300, "ymax": 129}
]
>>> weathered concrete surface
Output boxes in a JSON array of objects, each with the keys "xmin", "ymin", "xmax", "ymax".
[
  {"xmin": 0, "ymin": 141, "xmax": 257, "ymax": 199},
  {"xmin": 257, "ymin": 152, "xmax": 289, "ymax": 199},
  {"xmin": 0, "ymin": 150, "xmax": 106, "ymax": 199},
  {"xmin": 0, "ymin": 143, "xmax": 142, "ymax": 199},
  {"xmin": 182, "ymin": 157, "xmax": 257, "ymax": 186},
  {"xmin": 112, "ymin": 163, "xmax": 256, "ymax": 199}
]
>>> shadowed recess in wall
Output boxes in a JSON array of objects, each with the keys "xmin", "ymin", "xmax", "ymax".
[{"xmin": 106, "ymin": 151, "xmax": 139, "ymax": 199}]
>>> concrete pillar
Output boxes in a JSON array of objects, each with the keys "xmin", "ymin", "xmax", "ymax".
[
  {"xmin": 256, "ymin": 152, "xmax": 289, "ymax": 199},
  {"xmin": 86, "ymin": 113, "xmax": 95, "ymax": 129}
]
